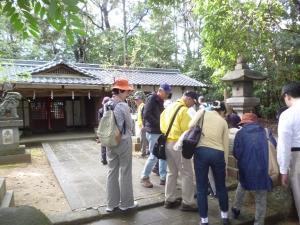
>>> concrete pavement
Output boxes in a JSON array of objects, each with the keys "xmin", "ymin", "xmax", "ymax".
[
  {"xmin": 42, "ymin": 139, "xmax": 165, "ymax": 210},
  {"xmin": 28, "ymin": 136, "xmax": 286, "ymax": 225}
]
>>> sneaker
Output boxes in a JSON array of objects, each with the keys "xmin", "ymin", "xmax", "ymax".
[
  {"xmin": 179, "ymin": 203, "xmax": 198, "ymax": 212},
  {"xmin": 164, "ymin": 199, "xmax": 181, "ymax": 209},
  {"xmin": 141, "ymin": 177, "xmax": 153, "ymax": 188},
  {"xmin": 231, "ymin": 207, "xmax": 240, "ymax": 219},
  {"xmin": 105, "ymin": 206, "xmax": 119, "ymax": 212},
  {"xmin": 101, "ymin": 159, "xmax": 107, "ymax": 165},
  {"xmin": 160, "ymin": 179, "xmax": 166, "ymax": 185},
  {"xmin": 119, "ymin": 201, "xmax": 138, "ymax": 211},
  {"xmin": 222, "ymin": 218, "xmax": 230, "ymax": 225}
]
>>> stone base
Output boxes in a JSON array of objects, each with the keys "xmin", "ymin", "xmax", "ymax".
[
  {"xmin": 0, "ymin": 149, "xmax": 31, "ymax": 165},
  {"xmin": 0, "ymin": 145, "xmax": 26, "ymax": 156},
  {"xmin": 132, "ymin": 136, "xmax": 140, "ymax": 144},
  {"xmin": 227, "ymin": 167, "xmax": 239, "ymax": 179},
  {"xmin": 132, "ymin": 143, "xmax": 141, "ymax": 152}
]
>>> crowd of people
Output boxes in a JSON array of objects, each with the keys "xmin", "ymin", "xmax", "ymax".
[{"xmin": 97, "ymin": 78, "xmax": 300, "ymax": 225}]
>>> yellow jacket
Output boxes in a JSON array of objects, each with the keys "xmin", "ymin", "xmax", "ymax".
[
  {"xmin": 160, "ymin": 99, "xmax": 191, "ymax": 142},
  {"xmin": 137, "ymin": 102, "xmax": 144, "ymax": 128}
]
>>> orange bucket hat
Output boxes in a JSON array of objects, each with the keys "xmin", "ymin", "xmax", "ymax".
[
  {"xmin": 238, "ymin": 112, "xmax": 258, "ymax": 125},
  {"xmin": 112, "ymin": 78, "xmax": 134, "ymax": 91}
]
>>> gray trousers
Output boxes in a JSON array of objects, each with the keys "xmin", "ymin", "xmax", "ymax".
[
  {"xmin": 290, "ymin": 152, "xmax": 300, "ymax": 223},
  {"xmin": 106, "ymin": 137, "xmax": 134, "ymax": 209},
  {"xmin": 233, "ymin": 183, "xmax": 267, "ymax": 225}
]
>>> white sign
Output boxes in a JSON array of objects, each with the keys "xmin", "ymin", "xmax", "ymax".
[{"xmin": 2, "ymin": 129, "xmax": 13, "ymax": 145}]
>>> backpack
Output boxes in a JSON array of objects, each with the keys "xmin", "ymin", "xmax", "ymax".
[
  {"xmin": 265, "ymin": 128, "xmax": 280, "ymax": 187},
  {"xmin": 97, "ymin": 101, "xmax": 121, "ymax": 148}
]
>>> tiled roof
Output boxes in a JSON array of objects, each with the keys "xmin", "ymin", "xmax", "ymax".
[{"xmin": 0, "ymin": 59, "xmax": 206, "ymax": 87}]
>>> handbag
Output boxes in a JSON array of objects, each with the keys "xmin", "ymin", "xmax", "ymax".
[
  {"xmin": 182, "ymin": 110, "xmax": 205, "ymax": 159},
  {"xmin": 265, "ymin": 128, "xmax": 280, "ymax": 187},
  {"xmin": 153, "ymin": 105, "xmax": 183, "ymax": 160}
]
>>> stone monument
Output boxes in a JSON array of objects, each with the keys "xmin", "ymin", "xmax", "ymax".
[
  {"xmin": 221, "ymin": 56, "xmax": 265, "ymax": 117},
  {"xmin": 0, "ymin": 91, "xmax": 31, "ymax": 164},
  {"xmin": 222, "ymin": 57, "xmax": 297, "ymax": 220}
]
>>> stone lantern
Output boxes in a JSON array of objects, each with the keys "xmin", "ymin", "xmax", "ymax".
[
  {"xmin": 221, "ymin": 56, "xmax": 265, "ymax": 117},
  {"xmin": 0, "ymin": 91, "xmax": 31, "ymax": 164}
]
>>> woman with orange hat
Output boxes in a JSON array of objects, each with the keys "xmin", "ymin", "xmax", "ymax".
[{"xmin": 104, "ymin": 78, "xmax": 138, "ymax": 212}]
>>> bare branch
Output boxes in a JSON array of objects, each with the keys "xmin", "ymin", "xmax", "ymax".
[
  {"xmin": 80, "ymin": 11, "xmax": 104, "ymax": 30},
  {"xmin": 126, "ymin": 8, "xmax": 149, "ymax": 35}
]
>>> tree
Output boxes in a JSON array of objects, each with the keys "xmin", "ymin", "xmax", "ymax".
[
  {"xmin": 193, "ymin": 0, "xmax": 300, "ymax": 118},
  {"xmin": 0, "ymin": 0, "xmax": 85, "ymax": 43}
]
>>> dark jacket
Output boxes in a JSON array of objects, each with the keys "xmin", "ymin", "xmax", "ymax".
[
  {"xmin": 143, "ymin": 93, "xmax": 164, "ymax": 134},
  {"xmin": 233, "ymin": 123, "xmax": 272, "ymax": 191}
]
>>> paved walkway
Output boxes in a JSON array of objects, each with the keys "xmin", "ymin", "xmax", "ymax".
[
  {"xmin": 20, "ymin": 129, "xmax": 95, "ymax": 145},
  {"xmin": 85, "ymin": 197, "xmax": 280, "ymax": 225},
  {"xmin": 42, "ymin": 139, "xmax": 165, "ymax": 210}
]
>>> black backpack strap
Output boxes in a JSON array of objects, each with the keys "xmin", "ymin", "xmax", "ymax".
[{"xmin": 165, "ymin": 105, "xmax": 183, "ymax": 138}]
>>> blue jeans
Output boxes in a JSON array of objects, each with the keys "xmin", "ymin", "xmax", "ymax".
[
  {"xmin": 194, "ymin": 146, "xmax": 228, "ymax": 218},
  {"xmin": 141, "ymin": 132, "xmax": 167, "ymax": 180}
]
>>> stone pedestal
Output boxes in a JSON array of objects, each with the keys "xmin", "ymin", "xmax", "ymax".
[
  {"xmin": 226, "ymin": 97, "xmax": 260, "ymax": 117},
  {"xmin": 0, "ymin": 120, "xmax": 31, "ymax": 165}
]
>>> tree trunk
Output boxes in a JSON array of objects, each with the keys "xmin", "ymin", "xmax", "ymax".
[{"xmin": 122, "ymin": 0, "xmax": 127, "ymax": 66}]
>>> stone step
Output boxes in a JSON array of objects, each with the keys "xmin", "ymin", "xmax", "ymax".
[
  {"xmin": 0, "ymin": 178, "xmax": 6, "ymax": 203},
  {"xmin": 0, "ymin": 190, "xmax": 15, "ymax": 208}
]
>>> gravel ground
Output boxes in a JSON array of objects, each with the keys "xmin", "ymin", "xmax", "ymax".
[{"xmin": 0, "ymin": 145, "xmax": 70, "ymax": 216}]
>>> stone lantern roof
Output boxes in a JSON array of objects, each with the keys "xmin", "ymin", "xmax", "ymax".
[{"xmin": 221, "ymin": 56, "xmax": 266, "ymax": 82}]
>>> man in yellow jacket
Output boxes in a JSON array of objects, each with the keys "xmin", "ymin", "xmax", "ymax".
[
  {"xmin": 160, "ymin": 91, "xmax": 198, "ymax": 211},
  {"xmin": 134, "ymin": 91, "xmax": 149, "ymax": 157}
]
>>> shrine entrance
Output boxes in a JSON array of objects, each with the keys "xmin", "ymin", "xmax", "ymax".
[{"xmin": 29, "ymin": 98, "xmax": 66, "ymax": 132}]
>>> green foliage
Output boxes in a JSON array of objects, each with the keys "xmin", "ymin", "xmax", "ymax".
[
  {"xmin": 0, "ymin": 0, "xmax": 85, "ymax": 44},
  {"xmin": 129, "ymin": 28, "xmax": 177, "ymax": 68},
  {"xmin": 193, "ymin": 0, "xmax": 300, "ymax": 118},
  {"xmin": 86, "ymin": 29, "xmax": 124, "ymax": 65}
]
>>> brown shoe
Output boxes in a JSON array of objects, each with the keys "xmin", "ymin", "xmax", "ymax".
[
  {"xmin": 141, "ymin": 177, "xmax": 153, "ymax": 188},
  {"xmin": 160, "ymin": 179, "xmax": 166, "ymax": 185},
  {"xmin": 164, "ymin": 199, "xmax": 181, "ymax": 209}
]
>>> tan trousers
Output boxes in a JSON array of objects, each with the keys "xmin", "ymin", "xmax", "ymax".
[
  {"xmin": 290, "ymin": 151, "xmax": 300, "ymax": 223},
  {"xmin": 165, "ymin": 142, "xmax": 196, "ymax": 206}
]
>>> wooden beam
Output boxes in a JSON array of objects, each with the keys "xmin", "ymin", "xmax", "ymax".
[
  {"xmin": 15, "ymin": 84, "xmax": 62, "ymax": 89},
  {"xmin": 63, "ymin": 85, "xmax": 105, "ymax": 90}
]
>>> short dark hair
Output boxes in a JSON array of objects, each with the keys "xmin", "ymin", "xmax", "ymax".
[
  {"xmin": 112, "ymin": 88, "xmax": 126, "ymax": 95},
  {"xmin": 281, "ymin": 82, "xmax": 300, "ymax": 98}
]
